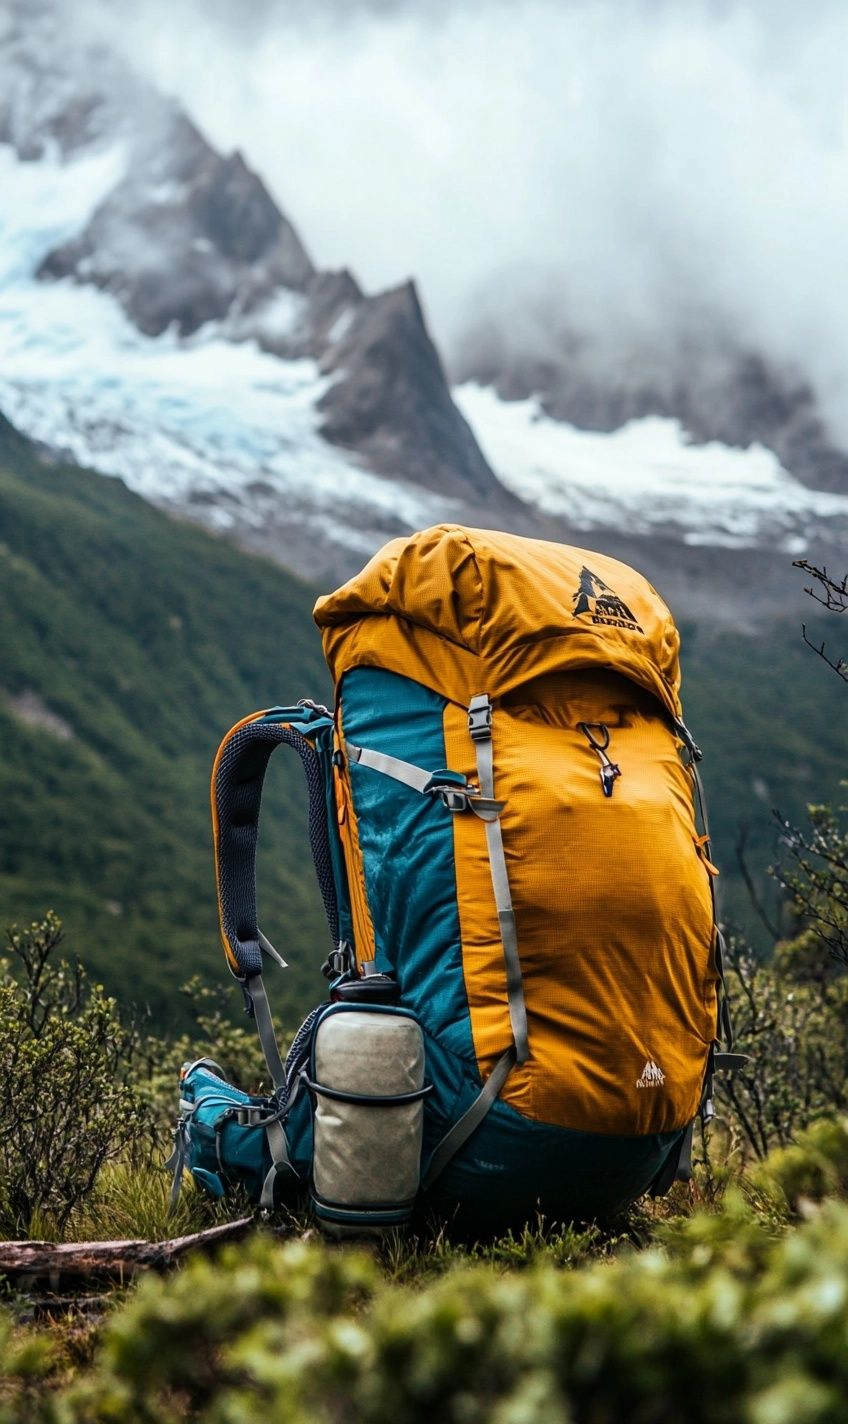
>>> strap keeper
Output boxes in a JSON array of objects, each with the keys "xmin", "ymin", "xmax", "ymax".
[
  {"xmin": 237, "ymin": 1105, "xmax": 268, "ymax": 1127},
  {"xmin": 427, "ymin": 783, "xmax": 505, "ymax": 818},
  {"xmin": 321, "ymin": 940, "xmax": 355, "ymax": 980},
  {"xmin": 436, "ymin": 786, "xmax": 473, "ymax": 813},
  {"xmin": 468, "ymin": 693, "xmax": 493, "ymax": 742},
  {"xmin": 258, "ymin": 929, "xmax": 287, "ymax": 970}
]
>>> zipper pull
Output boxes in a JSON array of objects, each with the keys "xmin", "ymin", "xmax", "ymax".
[{"xmin": 577, "ymin": 722, "xmax": 622, "ymax": 798}]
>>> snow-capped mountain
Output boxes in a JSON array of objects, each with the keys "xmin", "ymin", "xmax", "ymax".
[
  {"xmin": 452, "ymin": 314, "xmax": 848, "ymax": 498},
  {"xmin": 1, "ymin": 0, "xmax": 847, "ymax": 605},
  {"xmin": 0, "ymin": 0, "xmax": 519, "ymax": 579}
]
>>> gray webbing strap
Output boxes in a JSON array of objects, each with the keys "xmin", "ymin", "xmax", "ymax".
[
  {"xmin": 259, "ymin": 1118, "xmax": 296, "ymax": 1210},
  {"xmin": 165, "ymin": 1126, "xmax": 188, "ymax": 1214},
  {"xmin": 258, "ymin": 929, "xmax": 287, "ymax": 969},
  {"xmin": 676, "ymin": 1118, "xmax": 695, "ymax": 1182},
  {"xmin": 689, "ymin": 763, "xmax": 735, "ymax": 1051},
  {"xmin": 246, "ymin": 973, "xmax": 286, "ymax": 1091},
  {"xmin": 713, "ymin": 926, "xmax": 735, "ymax": 1050},
  {"xmin": 677, "ymin": 723, "xmax": 737, "ymax": 1055},
  {"xmin": 346, "ymin": 742, "xmax": 433, "ymax": 792},
  {"xmin": 346, "ymin": 741, "xmax": 504, "ymax": 818},
  {"xmin": 468, "ymin": 694, "xmax": 529, "ymax": 1065},
  {"xmin": 421, "ymin": 1048, "xmax": 516, "ymax": 1190},
  {"xmin": 692, "ymin": 765, "xmax": 714, "ymax": 869}
]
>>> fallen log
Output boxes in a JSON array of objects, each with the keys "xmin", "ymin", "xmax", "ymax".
[{"xmin": 0, "ymin": 1216, "xmax": 255, "ymax": 1289}]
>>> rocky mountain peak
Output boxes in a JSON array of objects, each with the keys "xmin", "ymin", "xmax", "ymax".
[
  {"xmin": 319, "ymin": 280, "xmax": 507, "ymax": 500},
  {"xmin": 3, "ymin": 0, "xmax": 503, "ymax": 509},
  {"xmin": 38, "ymin": 109, "xmax": 316, "ymax": 337}
]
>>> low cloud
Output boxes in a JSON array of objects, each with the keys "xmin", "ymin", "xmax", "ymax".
[{"xmin": 68, "ymin": 0, "xmax": 848, "ymax": 439}]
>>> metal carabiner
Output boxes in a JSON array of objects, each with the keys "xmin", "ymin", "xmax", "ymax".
[{"xmin": 577, "ymin": 722, "xmax": 622, "ymax": 798}]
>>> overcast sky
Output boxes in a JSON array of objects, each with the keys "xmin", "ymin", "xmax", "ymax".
[{"xmin": 82, "ymin": 0, "xmax": 848, "ymax": 435}]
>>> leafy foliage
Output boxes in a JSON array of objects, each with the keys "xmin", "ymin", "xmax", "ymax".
[
  {"xmin": 7, "ymin": 1149, "xmax": 848, "ymax": 1423},
  {"xmin": 2, "ymin": 916, "xmax": 848, "ymax": 1419},
  {"xmin": 710, "ymin": 562, "xmax": 848, "ymax": 1164},
  {"xmin": 0, "ymin": 908, "xmax": 280, "ymax": 1245},
  {"xmin": 751, "ymin": 1117, "xmax": 848, "ymax": 1216},
  {"xmin": 715, "ymin": 939, "xmax": 848, "ymax": 1160},
  {"xmin": 0, "ymin": 915, "xmax": 146, "ymax": 1238},
  {"xmin": 0, "ymin": 1310, "xmax": 56, "ymax": 1424}
]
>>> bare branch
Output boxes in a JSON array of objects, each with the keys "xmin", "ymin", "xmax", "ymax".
[
  {"xmin": 801, "ymin": 624, "xmax": 848, "ymax": 682},
  {"xmin": 793, "ymin": 559, "xmax": 848, "ymax": 612},
  {"xmin": 0, "ymin": 1218, "xmax": 255, "ymax": 1287}
]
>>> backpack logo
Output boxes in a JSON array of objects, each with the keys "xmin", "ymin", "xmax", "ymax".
[
  {"xmin": 636, "ymin": 1060, "xmax": 665, "ymax": 1088},
  {"xmin": 572, "ymin": 567, "xmax": 643, "ymax": 633}
]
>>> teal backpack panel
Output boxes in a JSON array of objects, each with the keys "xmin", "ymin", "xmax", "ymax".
[
  {"xmin": 432, "ymin": 1092, "xmax": 685, "ymax": 1225},
  {"xmin": 341, "ymin": 667, "xmax": 476, "ymax": 1065},
  {"xmin": 418, "ymin": 1032, "xmax": 684, "ymax": 1222},
  {"xmin": 177, "ymin": 1061, "xmax": 314, "ymax": 1203}
]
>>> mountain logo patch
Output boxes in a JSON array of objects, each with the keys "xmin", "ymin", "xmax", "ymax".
[
  {"xmin": 572, "ymin": 566, "xmax": 643, "ymax": 632},
  {"xmin": 636, "ymin": 1060, "xmax": 665, "ymax": 1089}
]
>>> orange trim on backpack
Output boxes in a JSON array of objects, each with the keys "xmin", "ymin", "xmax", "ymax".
[
  {"xmin": 334, "ymin": 710, "xmax": 377, "ymax": 970},
  {"xmin": 694, "ymin": 836, "xmax": 721, "ymax": 877}
]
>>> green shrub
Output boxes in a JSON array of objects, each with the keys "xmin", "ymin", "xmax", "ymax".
[
  {"xmin": 36, "ymin": 1111, "xmax": 848, "ymax": 1423},
  {"xmin": 716, "ymin": 941, "xmax": 848, "ymax": 1160},
  {"xmin": 38, "ymin": 1200, "xmax": 848, "ymax": 1424},
  {"xmin": 0, "ymin": 1309, "xmax": 55, "ymax": 1424},
  {"xmin": 749, "ymin": 1118, "xmax": 848, "ymax": 1216},
  {"xmin": 10, "ymin": 1115, "xmax": 848, "ymax": 1421},
  {"xmin": 0, "ymin": 915, "xmax": 146, "ymax": 1238}
]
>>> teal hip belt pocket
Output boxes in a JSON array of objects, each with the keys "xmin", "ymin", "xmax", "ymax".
[{"xmin": 305, "ymin": 1003, "xmax": 429, "ymax": 1236}]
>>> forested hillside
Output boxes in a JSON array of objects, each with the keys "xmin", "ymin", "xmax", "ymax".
[
  {"xmin": 0, "ymin": 412, "xmax": 844, "ymax": 1026},
  {"xmin": 0, "ymin": 414, "xmax": 332, "ymax": 1023}
]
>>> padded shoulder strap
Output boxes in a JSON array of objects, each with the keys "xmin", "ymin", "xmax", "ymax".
[{"xmin": 212, "ymin": 706, "xmax": 338, "ymax": 979}]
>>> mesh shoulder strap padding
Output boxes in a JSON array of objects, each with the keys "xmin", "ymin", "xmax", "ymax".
[{"xmin": 213, "ymin": 715, "xmax": 339, "ymax": 979}]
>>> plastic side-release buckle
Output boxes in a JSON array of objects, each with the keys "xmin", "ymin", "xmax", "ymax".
[
  {"xmin": 297, "ymin": 697, "xmax": 333, "ymax": 717},
  {"xmin": 468, "ymin": 694, "xmax": 493, "ymax": 742}
]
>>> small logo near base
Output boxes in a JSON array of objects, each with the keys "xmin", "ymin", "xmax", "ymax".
[{"xmin": 636, "ymin": 1060, "xmax": 665, "ymax": 1088}]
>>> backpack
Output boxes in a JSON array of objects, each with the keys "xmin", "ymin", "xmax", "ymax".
[{"xmin": 170, "ymin": 525, "xmax": 743, "ymax": 1232}]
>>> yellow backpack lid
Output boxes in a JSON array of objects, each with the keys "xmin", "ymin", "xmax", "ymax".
[{"xmin": 314, "ymin": 524, "xmax": 682, "ymax": 719}]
